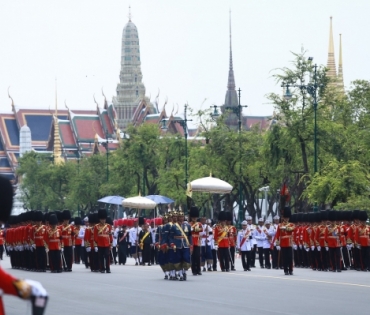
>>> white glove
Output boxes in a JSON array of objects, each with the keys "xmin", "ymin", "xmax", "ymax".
[
  {"xmin": 29, "ymin": 247, "xmax": 33, "ymax": 252},
  {"xmin": 61, "ymin": 248, "xmax": 64, "ymax": 252},
  {"xmin": 325, "ymin": 246, "xmax": 329, "ymax": 251},
  {"xmin": 356, "ymin": 245, "xmax": 361, "ymax": 249},
  {"xmin": 293, "ymin": 244, "xmax": 297, "ymax": 250},
  {"xmin": 311, "ymin": 246, "xmax": 315, "ymax": 251},
  {"xmin": 305, "ymin": 247, "xmax": 310, "ymax": 252},
  {"xmin": 95, "ymin": 247, "xmax": 98, "ymax": 252},
  {"xmin": 32, "ymin": 244, "xmax": 36, "ymax": 249},
  {"xmin": 317, "ymin": 246, "xmax": 321, "ymax": 251},
  {"xmin": 86, "ymin": 247, "xmax": 91, "ymax": 252},
  {"xmin": 72, "ymin": 246, "xmax": 75, "ymax": 249},
  {"xmin": 19, "ymin": 245, "xmax": 24, "ymax": 251},
  {"xmin": 299, "ymin": 245, "xmax": 302, "ymax": 249},
  {"xmin": 276, "ymin": 246, "xmax": 281, "ymax": 251},
  {"xmin": 346, "ymin": 244, "xmax": 352, "ymax": 250},
  {"xmin": 214, "ymin": 245, "xmax": 218, "ymax": 251},
  {"xmin": 25, "ymin": 279, "xmax": 48, "ymax": 298},
  {"xmin": 45, "ymin": 248, "xmax": 49, "ymax": 253}
]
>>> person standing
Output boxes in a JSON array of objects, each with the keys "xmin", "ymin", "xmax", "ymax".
[
  {"xmin": 94, "ymin": 209, "xmax": 113, "ymax": 273},
  {"xmin": 190, "ymin": 207, "xmax": 202, "ymax": 276},
  {"xmin": 237, "ymin": 220, "xmax": 252, "ymax": 271},
  {"xmin": 226, "ymin": 212, "xmax": 237, "ymax": 271},
  {"xmin": 274, "ymin": 207, "xmax": 295, "ymax": 275},
  {"xmin": 129, "ymin": 218, "xmax": 143, "ymax": 265},
  {"xmin": 271, "ymin": 215, "xmax": 280, "ymax": 269},
  {"xmin": 253, "ymin": 218, "xmax": 267, "ymax": 268},
  {"xmin": 150, "ymin": 221, "xmax": 158, "ymax": 265},
  {"xmin": 200, "ymin": 218, "xmax": 213, "ymax": 272},
  {"xmin": 210, "ymin": 222, "xmax": 218, "ymax": 271},
  {"xmin": 31, "ymin": 211, "xmax": 47, "ymax": 272},
  {"xmin": 139, "ymin": 222, "xmax": 153, "ymax": 266},
  {"xmin": 73, "ymin": 217, "xmax": 82, "ymax": 264},
  {"xmin": 78, "ymin": 217, "xmax": 88, "ymax": 268},
  {"xmin": 45, "ymin": 214, "xmax": 63, "ymax": 273},
  {"xmin": 263, "ymin": 220, "xmax": 274, "ymax": 269},
  {"xmin": 60, "ymin": 210, "xmax": 75, "ymax": 272},
  {"xmin": 112, "ymin": 224, "xmax": 119, "ymax": 265},
  {"xmin": 325, "ymin": 211, "xmax": 342, "ymax": 272},
  {"xmin": 117, "ymin": 225, "xmax": 129, "ymax": 265},
  {"xmin": 355, "ymin": 210, "xmax": 370, "ymax": 271},
  {"xmin": 214, "ymin": 212, "xmax": 230, "ymax": 272},
  {"xmin": 246, "ymin": 216, "xmax": 257, "ymax": 267}
]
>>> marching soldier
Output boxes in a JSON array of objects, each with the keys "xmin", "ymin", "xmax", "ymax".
[
  {"xmin": 254, "ymin": 218, "xmax": 267, "ymax": 268},
  {"xmin": 45, "ymin": 214, "xmax": 63, "ymax": 273},
  {"xmin": 0, "ymin": 225, "xmax": 4, "ymax": 260},
  {"xmin": 190, "ymin": 207, "xmax": 202, "ymax": 275},
  {"xmin": 73, "ymin": 217, "xmax": 83, "ymax": 264},
  {"xmin": 325, "ymin": 210, "xmax": 342, "ymax": 272},
  {"xmin": 237, "ymin": 220, "xmax": 252, "ymax": 271},
  {"xmin": 355, "ymin": 210, "xmax": 370, "ymax": 271},
  {"xmin": 31, "ymin": 211, "xmax": 47, "ymax": 272},
  {"xmin": 94, "ymin": 209, "xmax": 113, "ymax": 273},
  {"xmin": 60, "ymin": 210, "xmax": 75, "ymax": 272},
  {"xmin": 200, "ymin": 217, "xmax": 213, "ymax": 272},
  {"xmin": 139, "ymin": 222, "xmax": 153, "ymax": 266},
  {"xmin": 214, "ymin": 212, "xmax": 230, "ymax": 272},
  {"xmin": 263, "ymin": 220, "xmax": 274, "ymax": 269},
  {"xmin": 155, "ymin": 215, "xmax": 170, "ymax": 278},
  {"xmin": 274, "ymin": 207, "xmax": 295, "ymax": 275},
  {"xmin": 272, "ymin": 215, "xmax": 280, "ymax": 269},
  {"xmin": 226, "ymin": 212, "xmax": 237, "ymax": 271},
  {"xmin": 246, "ymin": 216, "xmax": 257, "ymax": 267},
  {"xmin": 129, "ymin": 218, "xmax": 143, "ymax": 265}
]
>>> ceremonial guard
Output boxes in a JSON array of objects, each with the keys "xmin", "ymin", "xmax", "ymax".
[
  {"xmin": 274, "ymin": 207, "xmax": 295, "ymax": 275},
  {"xmin": 272, "ymin": 215, "xmax": 280, "ymax": 269},
  {"xmin": 210, "ymin": 222, "xmax": 218, "ymax": 271},
  {"xmin": 355, "ymin": 210, "xmax": 370, "ymax": 271},
  {"xmin": 94, "ymin": 209, "xmax": 113, "ymax": 273},
  {"xmin": 32, "ymin": 211, "xmax": 47, "ymax": 272},
  {"xmin": 78, "ymin": 217, "xmax": 88, "ymax": 267},
  {"xmin": 214, "ymin": 212, "xmax": 230, "ymax": 272},
  {"xmin": 163, "ymin": 212, "xmax": 175, "ymax": 278},
  {"xmin": 263, "ymin": 220, "xmax": 274, "ymax": 269},
  {"xmin": 190, "ymin": 207, "xmax": 202, "ymax": 275},
  {"xmin": 74, "ymin": 217, "xmax": 83, "ymax": 264},
  {"xmin": 315, "ymin": 211, "xmax": 329, "ymax": 271},
  {"xmin": 254, "ymin": 218, "xmax": 267, "ymax": 268},
  {"xmin": 150, "ymin": 221, "xmax": 158, "ymax": 265},
  {"xmin": 139, "ymin": 222, "xmax": 153, "ymax": 266},
  {"xmin": 155, "ymin": 215, "xmax": 169, "ymax": 278},
  {"xmin": 200, "ymin": 217, "xmax": 213, "ymax": 272},
  {"xmin": 129, "ymin": 217, "xmax": 143, "ymax": 265},
  {"xmin": 45, "ymin": 214, "xmax": 63, "ymax": 273},
  {"xmin": 60, "ymin": 210, "xmax": 75, "ymax": 271},
  {"xmin": 226, "ymin": 212, "xmax": 237, "ymax": 270},
  {"xmin": 237, "ymin": 220, "xmax": 252, "ymax": 271},
  {"xmin": 117, "ymin": 224, "xmax": 129, "ymax": 265},
  {"xmin": 325, "ymin": 211, "xmax": 341, "ymax": 272},
  {"xmin": 339, "ymin": 211, "xmax": 351, "ymax": 270},
  {"xmin": 349, "ymin": 210, "xmax": 361, "ymax": 270},
  {"xmin": 168, "ymin": 211, "xmax": 192, "ymax": 281},
  {"xmin": 84, "ymin": 213, "xmax": 95, "ymax": 272},
  {"xmin": 246, "ymin": 215, "xmax": 257, "ymax": 267}
]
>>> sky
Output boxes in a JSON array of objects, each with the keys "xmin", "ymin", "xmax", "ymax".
[{"xmin": 0, "ymin": 0, "xmax": 369, "ymax": 122}]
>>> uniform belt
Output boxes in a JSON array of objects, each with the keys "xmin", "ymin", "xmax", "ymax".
[
  {"xmin": 174, "ymin": 236, "xmax": 185, "ymax": 239},
  {"xmin": 98, "ymin": 235, "xmax": 109, "ymax": 237},
  {"xmin": 328, "ymin": 236, "xmax": 339, "ymax": 238},
  {"xmin": 281, "ymin": 236, "xmax": 291, "ymax": 239},
  {"xmin": 35, "ymin": 236, "xmax": 44, "ymax": 239},
  {"xmin": 49, "ymin": 240, "xmax": 60, "ymax": 242}
]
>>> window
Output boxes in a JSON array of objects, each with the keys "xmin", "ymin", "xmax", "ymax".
[
  {"xmin": 125, "ymin": 41, "xmax": 130, "ymax": 45},
  {"xmin": 125, "ymin": 48, "xmax": 131, "ymax": 52},
  {"xmin": 124, "ymin": 56, "xmax": 131, "ymax": 61}
]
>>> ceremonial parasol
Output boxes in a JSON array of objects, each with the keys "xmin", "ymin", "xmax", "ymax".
[
  {"xmin": 144, "ymin": 195, "xmax": 174, "ymax": 204},
  {"xmin": 98, "ymin": 195, "xmax": 125, "ymax": 205},
  {"xmin": 122, "ymin": 195, "xmax": 157, "ymax": 209},
  {"xmin": 190, "ymin": 176, "xmax": 233, "ymax": 194}
]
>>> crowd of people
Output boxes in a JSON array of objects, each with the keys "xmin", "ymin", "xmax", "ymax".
[{"xmin": 1, "ymin": 205, "xmax": 370, "ymax": 279}]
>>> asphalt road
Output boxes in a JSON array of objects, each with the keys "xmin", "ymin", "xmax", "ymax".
[{"xmin": 2, "ymin": 255, "xmax": 369, "ymax": 315}]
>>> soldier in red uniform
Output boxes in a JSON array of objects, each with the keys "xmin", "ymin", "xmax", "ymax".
[
  {"xmin": 213, "ymin": 212, "xmax": 230, "ymax": 272},
  {"xmin": 355, "ymin": 210, "xmax": 370, "ymax": 271},
  {"xmin": 73, "ymin": 217, "xmax": 83, "ymax": 264},
  {"xmin": 325, "ymin": 210, "xmax": 342, "ymax": 272},
  {"xmin": 315, "ymin": 211, "xmax": 329, "ymax": 271},
  {"xmin": 274, "ymin": 207, "xmax": 295, "ymax": 275},
  {"xmin": 226, "ymin": 212, "xmax": 237, "ymax": 271},
  {"xmin": 190, "ymin": 207, "xmax": 202, "ymax": 275},
  {"xmin": 31, "ymin": 211, "xmax": 47, "ymax": 272},
  {"xmin": 45, "ymin": 214, "xmax": 63, "ymax": 273},
  {"xmin": 94, "ymin": 209, "xmax": 113, "ymax": 273},
  {"xmin": 60, "ymin": 210, "xmax": 75, "ymax": 272}
]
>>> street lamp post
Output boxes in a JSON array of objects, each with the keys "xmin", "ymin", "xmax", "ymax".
[
  {"xmin": 161, "ymin": 104, "xmax": 192, "ymax": 192},
  {"xmin": 211, "ymin": 88, "xmax": 247, "ymax": 227},
  {"xmin": 282, "ymin": 57, "xmax": 321, "ymax": 212}
]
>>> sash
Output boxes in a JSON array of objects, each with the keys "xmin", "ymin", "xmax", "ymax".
[
  {"xmin": 140, "ymin": 231, "xmax": 150, "ymax": 243},
  {"xmin": 62, "ymin": 224, "xmax": 71, "ymax": 232},
  {"xmin": 34, "ymin": 225, "xmax": 44, "ymax": 234},
  {"xmin": 239, "ymin": 230, "xmax": 250, "ymax": 248},
  {"xmin": 175, "ymin": 223, "xmax": 190, "ymax": 247},
  {"xmin": 119, "ymin": 232, "xmax": 127, "ymax": 243},
  {"xmin": 97, "ymin": 224, "xmax": 108, "ymax": 235},
  {"xmin": 217, "ymin": 227, "xmax": 228, "ymax": 244}
]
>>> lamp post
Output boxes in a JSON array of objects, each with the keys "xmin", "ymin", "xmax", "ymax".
[
  {"xmin": 161, "ymin": 104, "xmax": 192, "ymax": 191},
  {"xmin": 211, "ymin": 88, "xmax": 247, "ymax": 227},
  {"xmin": 282, "ymin": 57, "xmax": 321, "ymax": 212}
]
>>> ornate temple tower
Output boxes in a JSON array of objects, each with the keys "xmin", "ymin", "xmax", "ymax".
[
  {"xmin": 327, "ymin": 17, "xmax": 337, "ymax": 83},
  {"xmin": 113, "ymin": 9, "xmax": 153, "ymax": 129},
  {"xmin": 337, "ymin": 34, "xmax": 344, "ymax": 91}
]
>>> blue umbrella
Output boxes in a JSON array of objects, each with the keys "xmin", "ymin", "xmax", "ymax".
[
  {"xmin": 98, "ymin": 195, "xmax": 125, "ymax": 205},
  {"xmin": 145, "ymin": 195, "xmax": 174, "ymax": 205}
]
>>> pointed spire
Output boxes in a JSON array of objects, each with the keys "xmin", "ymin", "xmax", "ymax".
[
  {"xmin": 53, "ymin": 79, "xmax": 64, "ymax": 165},
  {"xmin": 327, "ymin": 16, "xmax": 337, "ymax": 80},
  {"xmin": 337, "ymin": 34, "xmax": 344, "ymax": 91},
  {"xmin": 128, "ymin": 6, "xmax": 132, "ymax": 22},
  {"xmin": 227, "ymin": 9, "xmax": 236, "ymax": 91}
]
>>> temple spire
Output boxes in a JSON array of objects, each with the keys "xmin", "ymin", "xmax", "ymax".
[
  {"xmin": 53, "ymin": 79, "xmax": 64, "ymax": 165},
  {"xmin": 337, "ymin": 34, "xmax": 344, "ymax": 91},
  {"xmin": 327, "ymin": 16, "xmax": 337, "ymax": 80},
  {"xmin": 128, "ymin": 6, "xmax": 132, "ymax": 22},
  {"xmin": 227, "ymin": 9, "xmax": 236, "ymax": 91}
]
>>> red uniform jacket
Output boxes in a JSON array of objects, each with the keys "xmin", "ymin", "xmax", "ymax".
[
  {"xmin": 274, "ymin": 223, "xmax": 295, "ymax": 247},
  {"xmin": 60, "ymin": 224, "xmax": 75, "ymax": 247},
  {"xmin": 339, "ymin": 224, "xmax": 348, "ymax": 247},
  {"xmin": 32, "ymin": 225, "xmax": 47, "ymax": 247},
  {"xmin": 0, "ymin": 267, "xmax": 18, "ymax": 315},
  {"xmin": 325, "ymin": 225, "xmax": 341, "ymax": 248},
  {"xmin": 213, "ymin": 224, "xmax": 230, "ymax": 248},
  {"xmin": 355, "ymin": 224, "xmax": 370, "ymax": 247},
  {"xmin": 228, "ymin": 225, "xmax": 237, "ymax": 247},
  {"xmin": 45, "ymin": 227, "xmax": 62, "ymax": 250},
  {"xmin": 315, "ymin": 224, "xmax": 327, "ymax": 247},
  {"xmin": 74, "ymin": 227, "xmax": 82, "ymax": 246},
  {"xmin": 84, "ymin": 226, "xmax": 93, "ymax": 248},
  {"xmin": 191, "ymin": 222, "xmax": 203, "ymax": 247},
  {"xmin": 94, "ymin": 223, "xmax": 112, "ymax": 247}
]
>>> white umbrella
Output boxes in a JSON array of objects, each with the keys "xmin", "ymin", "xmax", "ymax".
[
  {"xmin": 190, "ymin": 176, "xmax": 233, "ymax": 194},
  {"xmin": 122, "ymin": 195, "xmax": 157, "ymax": 209}
]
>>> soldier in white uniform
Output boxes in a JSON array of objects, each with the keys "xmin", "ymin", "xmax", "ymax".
[
  {"xmin": 149, "ymin": 221, "xmax": 157, "ymax": 265},
  {"xmin": 112, "ymin": 226, "xmax": 119, "ymax": 264},
  {"xmin": 263, "ymin": 220, "xmax": 275, "ymax": 269},
  {"xmin": 253, "ymin": 218, "xmax": 267, "ymax": 268},
  {"xmin": 79, "ymin": 217, "xmax": 88, "ymax": 268},
  {"xmin": 210, "ymin": 223, "xmax": 218, "ymax": 271},
  {"xmin": 129, "ymin": 220, "xmax": 143, "ymax": 265},
  {"xmin": 200, "ymin": 218, "xmax": 213, "ymax": 272},
  {"xmin": 246, "ymin": 216, "xmax": 257, "ymax": 267},
  {"xmin": 237, "ymin": 220, "xmax": 253, "ymax": 271}
]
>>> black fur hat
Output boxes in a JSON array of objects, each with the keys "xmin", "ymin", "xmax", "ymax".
[
  {"xmin": 138, "ymin": 216, "xmax": 145, "ymax": 225},
  {"xmin": 225, "ymin": 212, "xmax": 233, "ymax": 222},
  {"xmin": 62, "ymin": 210, "xmax": 71, "ymax": 220},
  {"xmin": 352, "ymin": 210, "xmax": 360, "ymax": 220},
  {"xmin": 0, "ymin": 175, "xmax": 14, "ymax": 223},
  {"xmin": 189, "ymin": 206, "xmax": 199, "ymax": 218},
  {"xmin": 74, "ymin": 217, "xmax": 82, "ymax": 225},
  {"xmin": 328, "ymin": 210, "xmax": 337, "ymax": 221},
  {"xmin": 98, "ymin": 209, "xmax": 107, "ymax": 220},
  {"xmin": 282, "ymin": 206, "xmax": 291, "ymax": 219},
  {"xmin": 289, "ymin": 214, "xmax": 297, "ymax": 223},
  {"xmin": 34, "ymin": 211, "xmax": 44, "ymax": 222},
  {"xmin": 106, "ymin": 217, "xmax": 113, "ymax": 225},
  {"xmin": 49, "ymin": 214, "xmax": 58, "ymax": 225},
  {"xmin": 359, "ymin": 210, "xmax": 368, "ymax": 222},
  {"xmin": 218, "ymin": 211, "xmax": 226, "ymax": 221}
]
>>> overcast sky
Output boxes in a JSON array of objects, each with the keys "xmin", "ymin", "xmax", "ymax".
[{"xmin": 0, "ymin": 0, "xmax": 369, "ymax": 121}]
